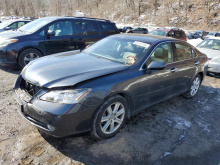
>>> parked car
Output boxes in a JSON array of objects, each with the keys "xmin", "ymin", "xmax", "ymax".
[
  {"xmin": 196, "ymin": 37, "xmax": 220, "ymax": 59},
  {"xmin": 194, "ymin": 30, "xmax": 209, "ymax": 40},
  {"xmin": 148, "ymin": 28, "xmax": 187, "ymax": 41},
  {"xmin": 205, "ymin": 32, "xmax": 220, "ymax": 39},
  {"xmin": 0, "ymin": 16, "xmax": 119, "ymax": 68},
  {"xmin": 126, "ymin": 27, "xmax": 148, "ymax": 34},
  {"xmin": 14, "ymin": 34, "xmax": 207, "ymax": 139},
  {"xmin": 119, "ymin": 26, "xmax": 133, "ymax": 33},
  {"xmin": 206, "ymin": 56, "xmax": 220, "ymax": 75},
  {"xmin": 186, "ymin": 31, "xmax": 201, "ymax": 39},
  {"xmin": 0, "ymin": 20, "xmax": 30, "ymax": 32}
]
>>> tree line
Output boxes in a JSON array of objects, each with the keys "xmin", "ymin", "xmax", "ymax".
[{"xmin": 0, "ymin": 0, "xmax": 219, "ymax": 30}]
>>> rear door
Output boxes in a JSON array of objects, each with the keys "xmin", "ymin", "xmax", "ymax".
[
  {"xmin": 44, "ymin": 20, "xmax": 76, "ymax": 55},
  {"xmin": 74, "ymin": 20, "xmax": 100, "ymax": 49},
  {"xmin": 171, "ymin": 41, "xmax": 199, "ymax": 94}
]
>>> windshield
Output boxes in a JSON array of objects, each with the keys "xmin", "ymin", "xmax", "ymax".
[
  {"xmin": 18, "ymin": 18, "xmax": 54, "ymax": 33},
  {"xmin": 207, "ymin": 32, "xmax": 215, "ymax": 36},
  {"xmin": 83, "ymin": 37, "xmax": 151, "ymax": 65},
  {"xmin": 0, "ymin": 21, "xmax": 13, "ymax": 29},
  {"xmin": 197, "ymin": 39, "xmax": 220, "ymax": 51},
  {"xmin": 148, "ymin": 30, "xmax": 167, "ymax": 36}
]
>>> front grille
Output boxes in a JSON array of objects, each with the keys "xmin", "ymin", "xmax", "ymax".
[{"xmin": 20, "ymin": 78, "xmax": 41, "ymax": 96}]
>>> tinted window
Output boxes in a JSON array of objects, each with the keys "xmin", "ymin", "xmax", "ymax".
[
  {"xmin": 75, "ymin": 21, "xmax": 98, "ymax": 35},
  {"xmin": 146, "ymin": 43, "xmax": 173, "ymax": 66},
  {"xmin": 100, "ymin": 23, "xmax": 117, "ymax": 35},
  {"xmin": 48, "ymin": 21, "xmax": 73, "ymax": 36},
  {"xmin": 174, "ymin": 43, "xmax": 192, "ymax": 61}
]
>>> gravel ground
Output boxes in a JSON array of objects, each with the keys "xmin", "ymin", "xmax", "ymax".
[{"xmin": 0, "ymin": 66, "xmax": 220, "ymax": 165}]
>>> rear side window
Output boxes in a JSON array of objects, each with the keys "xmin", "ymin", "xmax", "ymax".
[
  {"xmin": 75, "ymin": 21, "xmax": 98, "ymax": 35},
  {"xmin": 174, "ymin": 31, "xmax": 181, "ymax": 39},
  {"xmin": 100, "ymin": 23, "xmax": 118, "ymax": 35},
  {"xmin": 174, "ymin": 42, "xmax": 192, "ymax": 61},
  {"xmin": 48, "ymin": 21, "xmax": 73, "ymax": 36}
]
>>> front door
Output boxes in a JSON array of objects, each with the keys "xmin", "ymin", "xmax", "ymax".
[
  {"xmin": 136, "ymin": 42, "xmax": 176, "ymax": 111},
  {"xmin": 44, "ymin": 20, "xmax": 76, "ymax": 55}
]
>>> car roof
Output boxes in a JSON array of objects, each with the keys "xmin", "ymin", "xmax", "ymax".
[
  {"xmin": 111, "ymin": 33, "xmax": 178, "ymax": 44},
  {"xmin": 39, "ymin": 16, "xmax": 112, "ymax": 23}
]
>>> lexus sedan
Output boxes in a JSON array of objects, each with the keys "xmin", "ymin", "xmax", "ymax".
[{"xmin": 13, "ymin": 34, "xmax": 208, "ymax": 139}]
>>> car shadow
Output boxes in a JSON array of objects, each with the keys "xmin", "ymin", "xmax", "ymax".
[
  {"xmin": 40, "ymin": 82, "xmax": 220, "ymax": 165},
  {"xmin": 0, "ymin": 65, "xmax": 21, "ymax": 75}
]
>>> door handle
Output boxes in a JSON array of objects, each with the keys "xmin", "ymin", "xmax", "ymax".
[
  {"xmin": 170, "ymin": 68, "xmax": 177, "ymax": 73},
  {"xmin": 195, "ymin": 61, "xmax": 200, "ymax": 65}
]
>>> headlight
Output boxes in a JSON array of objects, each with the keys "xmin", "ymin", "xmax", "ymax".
[
  {"xmin": 0, "ymin": 38, "xmax": 18, "ymax": 47},
  {"xmin": 39, "ymin": 88, "xmax": 92, "ymax": 104}
]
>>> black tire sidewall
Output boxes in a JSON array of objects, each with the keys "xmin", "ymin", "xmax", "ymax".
[
  {"xmin": 18, "ymin": 48, "xmax": 43, "ymax": 68},
  {"xmin": 183, "ymin": 74, "xmax": 201, "ymax": 98},
  {"xmin": 92, "ymin": 95, "xmax": 128, "ymax": 139}
]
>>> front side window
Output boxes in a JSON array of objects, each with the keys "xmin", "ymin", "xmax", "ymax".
[
  {"xmin": 145, "ymin": 42, "xmax": 173, "ymax": 67},
  {"xmin": 84, "ymin": 37, "xmax": 151, "ymax": 65},
  {"xmin": 174, "ymin": 42, "xmax": 192, "ymax": 61},
  {"xmin": 9, "ymin": 22, "xmax": 17, "ymax": 30},
  {"xmin": 75, "ymin": 21, "xmax": 98, "ymax": 35},
  {"xmin": 48, "ymin": 21, "xmax": 73, "ymax": 36}
]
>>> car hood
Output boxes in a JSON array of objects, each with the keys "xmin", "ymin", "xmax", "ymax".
[
  {"xmin": 0, "ymin": 30, "xmax": 27, "ymax": 38},
  {"xmin": 21, "ymin": 51, "xmax": 130, "ymax": 88},
  {"xmin": 197, "ymin": 47, "xmax": 220, "ymax": 59}
]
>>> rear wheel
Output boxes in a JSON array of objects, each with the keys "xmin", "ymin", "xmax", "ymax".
[
  {"xmin": 18, "ymin": 48, "xmax": 43, "ymax": 68},
  {"xmin": 183, "ymin": 74, "xmax": 201, "ymax": 99},
  {"xmin": 91, "ymin": 95, "xmax": 128, "ymax": 139}
]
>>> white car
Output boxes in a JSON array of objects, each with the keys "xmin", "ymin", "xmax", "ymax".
[
  {"xmin": 207, "ymin": 56, "xmax": 220, "ymax": 75},
  {"xmin": 197, "ymin": 37, "xmax": 220, "ymax": 59}
]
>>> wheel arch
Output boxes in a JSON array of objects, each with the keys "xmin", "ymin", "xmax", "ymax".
[{"xmin": 17, "ymin": 47, "xmax": 44, "ymax": 61}]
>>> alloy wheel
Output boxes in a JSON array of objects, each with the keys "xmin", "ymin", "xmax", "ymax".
[
  {"xmin": 190, "ymin": 77, "xmax": 200, "ymax": 96},
  {"xmin": 24, "ymin": 53, "xmax": 40, "ymax": 65},
  {"xmin": 100, "ymin": 102, "xmax": 125, "ymax": 134}
]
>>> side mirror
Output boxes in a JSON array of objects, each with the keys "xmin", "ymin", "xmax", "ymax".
[
  {"xmin": 5, "ymin": 27, "xmax": 11, "ymax": 30},
  {"xmin": 47, "ymin": 30, "xmax": 55, "ymax": 37},
  {"xmin": 147, "ymin": 61, "xmax": 166, "ymax": 70}
]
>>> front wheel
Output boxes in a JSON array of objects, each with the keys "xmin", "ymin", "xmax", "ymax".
[
  {"xmin": 183, "ymin": 74, "xmax": 201, "ymax": 99},
  {"xmin": 18, "ymin": 48, "xmax": 43, "ymax": 68},
  {"xmin": 91, "ymin": 95, "xmax": 128, "ymax": 139}
]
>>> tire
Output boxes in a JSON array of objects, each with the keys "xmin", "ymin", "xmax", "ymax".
[
  {"xmin": 91, "ymin": 95, "xmax": 128, "ymax": 139},
  {"xmin": 18, "ymin": 48, "xmax": 43, "ymax": 68},
  {"xmin": 182, "ymin": 74, "xmax": 201, "ymax": 99}
]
